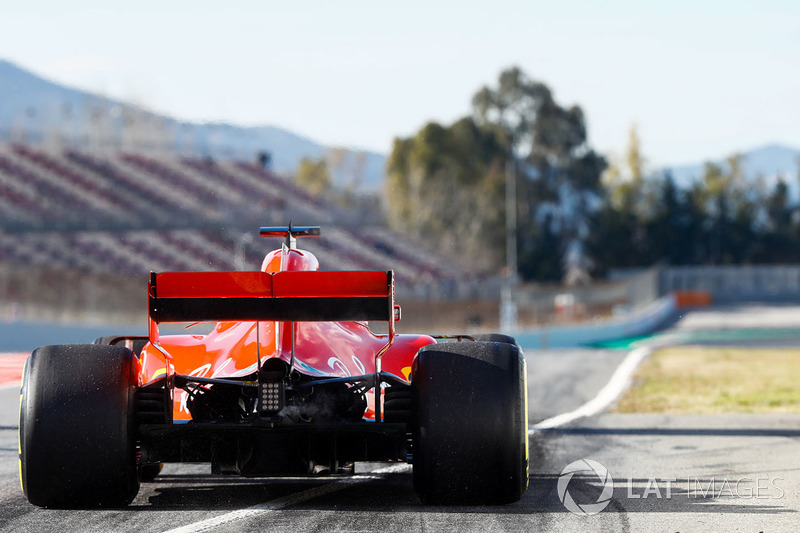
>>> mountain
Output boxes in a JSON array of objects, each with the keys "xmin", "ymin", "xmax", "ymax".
[
  {"xmin": 664, "ymin": 143, "xmax": 800, "ymax": 194},
  {"xmin": 4, "ymin": 60, "xmax": 798, "ymax": 197},
  {"xmin": 0, "ymin": 59, "xmax": 387, "ymax": 192}
]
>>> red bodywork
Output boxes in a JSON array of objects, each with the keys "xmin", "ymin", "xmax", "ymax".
[{"xmin": 139, "ymin": 245, "xmax": 436, "ymax": 422}]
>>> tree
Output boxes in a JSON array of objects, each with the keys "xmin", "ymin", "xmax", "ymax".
[
  {"xmin": 755, "ymin": 177, "xmax": 796, "ymax": 263},
  {"xmin": 626, "ymin": 124, "xmax": 645, "ymax": 184},
  {"xmin": 694, "ymin": 154, "xmax": 760, "ymax": 264},
  {"xmin": 651, "ymin": 171, "xmax": 708, "ymax": 266},
  {"xmin": 602, "ymin": 124, "xmax": 649, "ymax": 216},
  {"xmin": 587, "ymin": 124, "xmax": 657, "ymax": 274},
  {"xmin": 472, "ymin": 67, "xmax": 606, "ymax": 281},
  {"xmin": 518, "ymin": 214, "xmax": 562, "ymax": 281},
  {"xmin": 766, "ymin": 177, "xmax": 791, "ymax": 232},
  {"xmin": 295, "ymin": 157, "xmax": 331, "ymax": 195},
  {"xmin": 385, "ymin": 66, "xmax": 605, "ymax": 280},
  {"xmin": 386, "ymin": 118, "xmax": 507, "ymax": 270}
]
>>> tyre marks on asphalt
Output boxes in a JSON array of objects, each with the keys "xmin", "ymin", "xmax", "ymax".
[{"xmin": 161, "ymin": 464, "xmax": 411, "ymax": 533}]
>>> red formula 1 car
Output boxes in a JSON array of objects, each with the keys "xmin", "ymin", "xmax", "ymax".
[{"xmin": 19, "ymin": 226, "xmax": 528, "ymax": 507}]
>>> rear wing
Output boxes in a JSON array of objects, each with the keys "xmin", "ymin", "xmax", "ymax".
[{"xmin": 148, "ymin": 270, "xmax": 393, "ymax": 324}]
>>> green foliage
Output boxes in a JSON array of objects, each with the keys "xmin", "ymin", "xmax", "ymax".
[
  {"xmin": 388, "ymin": 66, "xmax": 606, "ymax": 280},
  {"xmin": 588, "ymin": 141, "xmax": 800, "ymax": 274},
  {"xmin": 295, "ymin": 157, "xmax": 331, "ymax": 195},
  {"xmin": 386, "ymin": 118, "xmax": 507, "ymax": 270},
  {"xmin": 474, "ymin": 68, "xmax": 606, "ymax": 281},
  {"xmin": 517, "ymin": 214, "xmax": 563, "ymax": 281},
  {"xmin": 602, "ymin": 125, "xmax": 651, "ymax": 218},
  {"xmin": 626, "ymin": 125, "xmax": 645, "ymax": 183},
  {"xmin": 766, "ymin": 178, "xmax": 791, "ymax": 231},
  {"xmin": 387, "ymin": 68, "xmax": 800, "ymax": 280}
]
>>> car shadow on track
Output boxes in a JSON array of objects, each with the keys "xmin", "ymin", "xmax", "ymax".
[
  {"xmin": 551, "ymin": 427, "xmax": 800, "ymax": 437},
  {"xmin": 125, "ymin": 423, "xmax": 797, "ymax": 515},
  {"xmin": 137, "ymin": 475, "xmax": 335, "ymax": 510},
  {"xmin": 136, "ymin": 471, "xmax": 790, "ymax": 515}
]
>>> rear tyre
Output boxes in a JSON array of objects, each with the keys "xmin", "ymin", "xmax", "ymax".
[
  {"xmin": 412, "ymin": 341, "xmax": 528, "ymax": 505},
  {"xmin": 471, "ymin": 333, "xmax": 518, "ymax": 346},
  {"xmin": 19, "ymin": 344, "xmax": 140, "ymax": 508}
]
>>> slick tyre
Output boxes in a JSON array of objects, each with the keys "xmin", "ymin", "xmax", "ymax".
[
  {"xmin": 412, "ymin": 341, "xmax": 528, "ymax": 505},
  {"xmin": 471, "ymin": 333, "xmax": 519, "ymax": 347},
  {"xmin": 19, "ymin": 344, "xmax": 140, "ymax": 508}
]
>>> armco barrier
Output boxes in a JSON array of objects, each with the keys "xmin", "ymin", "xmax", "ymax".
[{"xmin": 511, "ymin": 294, "xmax": 677, "ymax": 349}]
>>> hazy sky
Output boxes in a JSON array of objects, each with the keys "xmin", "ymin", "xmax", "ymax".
[{"xmin": 2, "ymin": 1, "xmax": 798, "ymax": 166}]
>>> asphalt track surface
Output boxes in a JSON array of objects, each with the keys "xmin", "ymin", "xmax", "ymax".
[{"xmin": 1, "ymin": 304, "xmax": 800, "ymax": 531}]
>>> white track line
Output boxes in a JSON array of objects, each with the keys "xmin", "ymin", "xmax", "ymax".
[
  {"xmin": 162, "ymin": 463, "xmax": 410, "ymax": 533},
  {"xmin": 164, "ymin": 345, "xmax": 651, "ymax": 531},
  {"xmin": 530, "ymin": 346, "xmax": 653, "ymax": 432}
]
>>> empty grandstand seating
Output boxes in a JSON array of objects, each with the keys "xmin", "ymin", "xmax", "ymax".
[
  {"xmin": 0, "ymin": 146, "xmax": 108, "ymax": 224},
  {"xmin": 0, "ymin": 142, "xmax": 464, "ymax": 293},
  {"xmin": 12, "ymin": 145, "xmax": 126, "ymax": 215},
  {"xmin": 65, "ymin": 150, "xmax": 177, "ymax": 221}
]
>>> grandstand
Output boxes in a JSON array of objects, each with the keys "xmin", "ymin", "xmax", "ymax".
[
  {"xmin": 0, "ymin": 141, "xmax": 675, "ymax": 333},
  {"xmin": 0, "ymin": 142, "xmax": 468, "ymax": 321}
]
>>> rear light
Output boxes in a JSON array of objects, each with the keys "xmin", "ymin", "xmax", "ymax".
[{"xmin": 259, "ymin": 372, "xmax": 285, "ymax": 415}]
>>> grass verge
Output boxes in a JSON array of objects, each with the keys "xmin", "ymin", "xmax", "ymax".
[{"xmin": 615, "ymin": 346, "xmax": 800, "ymax": 413}]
